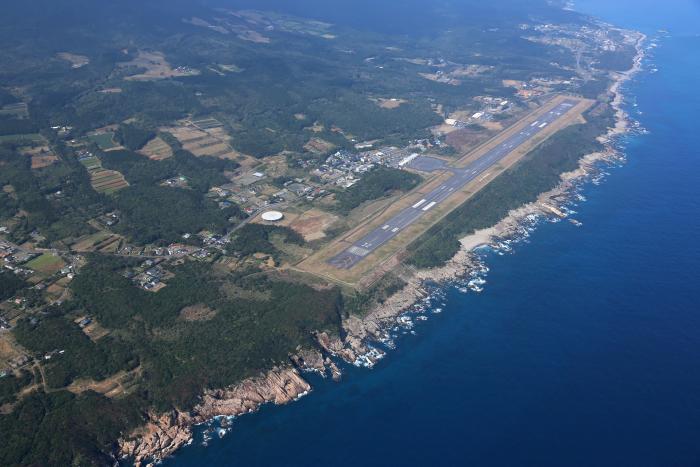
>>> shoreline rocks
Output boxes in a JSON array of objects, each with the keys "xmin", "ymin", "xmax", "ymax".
[{"xmin": 119, "ymin": 367, "xmax": 311, "ymax": 466}]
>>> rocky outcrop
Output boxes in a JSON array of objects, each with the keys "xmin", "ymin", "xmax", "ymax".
[
  {"xmin": 290, "ymin": 347, "xmax": 343, "ymax": 381},
  {"xmin": 120, "ymin": 410, "xmax": 193, "ymax": 467},
  {"xmin": 193, "ymin": 366, "xmax": 311, "ymax": 421},
  {"xmin": 119, "ymin": 367, "xmax": 310, "ymax": 467}
]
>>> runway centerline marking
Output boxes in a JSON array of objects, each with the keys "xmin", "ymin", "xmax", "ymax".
[{"xmin": 326, "ymin": 98, "xmax": 581, "ymax": 270}]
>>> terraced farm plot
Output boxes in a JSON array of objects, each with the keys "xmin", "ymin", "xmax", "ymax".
[
  {"xmin": 138, "ymin": 136, "xmax": 173, "ymax": 160},
  {"xmin": 191, "ymin": 117, "xmax": 223, "ymax": 130},
  {"xmin": 0, "ymin": 102, "xmax": 28, "ymax": 117},
  {"xmin": 90, "ymin": 168, "xmax": 129, "ymax": 194},
  {"xmin": 79, "ymin": 154, "xmax": 129, "ymax": 193},
  {"xmin": 163, "ymin": 117, "xmax": 240, "ymax": 159}
]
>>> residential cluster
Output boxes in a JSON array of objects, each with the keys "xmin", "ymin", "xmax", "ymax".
[{"xmin": 122, "ymin": 258, "xmax": 173, "ymax": 292}]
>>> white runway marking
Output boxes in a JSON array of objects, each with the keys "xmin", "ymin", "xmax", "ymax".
[{"xmin": 421, "ymin": 201, "xmax": 437, "ymax": 211}]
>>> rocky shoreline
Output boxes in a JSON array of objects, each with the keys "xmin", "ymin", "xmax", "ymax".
[
  {"xmin": 328, "ymin": 29, "xmax": 647, "ymax": 368},
  {"xmin": 117, "ymin": 29, "xmax": 647, "ymax": 467},
  {"xmin": 119, "ymin": 367, "xmax": 312, "ymax": 466}
]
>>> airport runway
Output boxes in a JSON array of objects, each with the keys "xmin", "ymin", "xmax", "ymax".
[{"xmin": 328, "ymin": 99, "xmax": 580, "ymax": 269}]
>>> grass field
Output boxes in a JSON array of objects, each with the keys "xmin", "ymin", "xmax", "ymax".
[
  {"xmin": 0, "ymin": 134, "xmax": 43, "ymax": 144},
  {"xmin": 86, "ymin": 132, "xmax": 119, "ymax": 150},
  {"xmin": 25, "ymin": 253, "xmax": 65, "ymax": 275},
  {"xmin": 78, "ymin": 155, "xmax": 102, "ymax": 170}
]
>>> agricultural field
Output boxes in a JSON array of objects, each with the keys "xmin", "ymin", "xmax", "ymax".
[
  {"xmin": 372, "ymin": 97, "xmax": 407, "ymax": 109},
  {"xmin": 253, "ymin": 207, "xmax": 339, "ymax": 242},
  {"xmin": 162, "ymin": 117, "xmax": 240, "ymax": 160},
  {"xmin": 138, "ymin": 136, "xmax": 173, "ymax": 160},
  {"xmin": 56, "ymin": 52, "xmax": 90, "ymax": 68},
  {"xmin": 0, "ymin": 102, "xmax": 28, "ymax": 118},
  {"xmin": 0, "ymin": 134, "xmax": 42, "ymax": 144},
  {"xmin": 21, "ymin": 145, "xmax": 58, "ymax": 169},
  {"xmin": 72, "ymin": 315, "xmax": 111, "ymax": 342},
  {"xmin": 86, "ymin": 132, "xmax": 120, "ymax": 151},
  {"xmin": 207, "ymin": 63, "xmax": 243, "ymax": 75},
  {"xmin": 25, "ymin": 253, "xmax": 65, "ymax": 276},
  {"xmin": 90, "ymin": 168, "xmax": 129, "ymax": 194},
  {"xmin": 70, "ymin": 231, "xmax": 122, "ymax": 252},
  {"xmin": 0, "ymin": 333, "xmax": 27, "ymax": 375},
  {"xmin": 303, "ymin": 137, "xmax": 335, "ymax": 154},
  {"xmin": 45, "ymin": 276, "xmax": 72, "ymax": 302},
  {"xmin": 78, "ymin": 153, "xmax": 129, "ymax": 193},
  {"xmin": 78, "ymin": 154, "xmax": 102, "ymax": 170},
  {"xmin": 120, "ymin": 50, "xmax": 199, "ymax": 81}
]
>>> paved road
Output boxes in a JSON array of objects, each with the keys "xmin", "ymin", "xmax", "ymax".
[{"xmin": 328, "ymin": 99, "xmax": 580, "ymax": 269}]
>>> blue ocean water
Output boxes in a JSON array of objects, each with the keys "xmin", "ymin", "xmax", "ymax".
[{"xmin": 167, "ymin": 3, "xmax": 700, "ymax": 466}]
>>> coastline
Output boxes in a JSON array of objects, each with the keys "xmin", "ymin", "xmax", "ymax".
[
  {"xmin": 329, "ymin": 28, "xmax": 647, "ymax": 367},
  {"xmin": 118, "ymin": 29, "xmax": 647, "ymax": 467}
]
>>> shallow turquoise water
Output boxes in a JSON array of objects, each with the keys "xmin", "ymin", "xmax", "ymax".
[{"xmin": 166, "ymin": 3, "xmax": 700, "ymax": 466}]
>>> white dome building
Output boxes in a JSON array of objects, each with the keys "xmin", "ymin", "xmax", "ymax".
[{"xmin": 261, "ymin": 211, "xmax": 284, "ymax": 222}]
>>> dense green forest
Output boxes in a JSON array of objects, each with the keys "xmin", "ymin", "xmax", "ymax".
[
  {"xmin": 115, "ymin": 124, "xmax": 155, "ymax": 151},
  {"xmin": 66, "ymin": 255, "xmax": 341, "ymax": 406},
  {"xmin": 96, "ymin": 148, "xmax": 245, "ymax": 243},
  {"xmin": 228, "ymin": 223, "xmax": 305, "ymax": 259},
  {"xmin": 100, "ymin": 148, "xmax": 238, "ymax": 192},
  {"xmin": 14, "ymin": 314, "xmax": 139, "ymax": 388},
  {"xmin": 336, "ymin": 167, "xmax": 422, "ymax": 213},
  {"xmin": 113, "ymin": 185, "xmax": 242, "ymax": 244},
  {"xmin": 0, "ymin": 271, "xmax": 26, "ymax": 301},
  {"xmin": 0, "ymin": 390, "xmax": 145, "ymax": 466}
]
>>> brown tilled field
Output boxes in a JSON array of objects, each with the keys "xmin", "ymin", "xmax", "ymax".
[
  {"xmin": 22, "ymin": 145, "xmax": 58, "ymax": 169},
  {"xmin": 121, "ymin": 50, "xmax": 199, "ymax": 81},
  {"xmin": 374, "ymin": 97, "xmax": 407, "ymax": 109},
  {"xmin": 303, "ymin": 137, "xmax": 335, "ymax": 154},
  {"xmin": 138, "ymin": 136, "xmax": 173, "ymax": 160},
  {"xmin": 162, "ymin": 117, "xmax": 244, "ymax": 160}
]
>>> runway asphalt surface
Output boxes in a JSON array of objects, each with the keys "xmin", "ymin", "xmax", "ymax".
[{"xmin": 328, "ymin": 99, "xmax": 579, "ymax": 269}]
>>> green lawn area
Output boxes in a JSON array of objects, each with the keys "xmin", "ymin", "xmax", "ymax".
[
  {"xmin": 0, "ymin": 133, "xmax": 43, "ymax": 144},
  {"xmin": 79, "ymin": 156, "xmax": 102, "ymax": 170},
  {"xmin": 25, "ymin": 253, "xmax": 65, "ymax": 275},
  {"xmin": 86, "ymin": 132, "xmax": 118, "ymax": 150}
]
